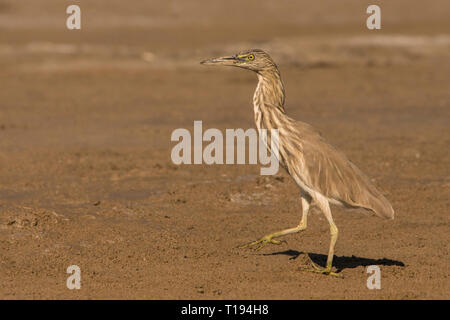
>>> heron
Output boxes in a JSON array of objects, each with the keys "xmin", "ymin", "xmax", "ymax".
[{"xmin": 200, "ymin": 49, "xmax": 394, "ymax": 276}]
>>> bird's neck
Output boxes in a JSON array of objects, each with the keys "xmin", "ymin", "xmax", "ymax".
[{"xmin": 253, "ymin": 68, "xmax": 286, "ymax": 131}]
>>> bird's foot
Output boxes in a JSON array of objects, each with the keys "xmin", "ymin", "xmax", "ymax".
[
  {"xmin": 306, "ymin": 267, "xmax": 342, "ymax": 277},
  {"xmin": 303, "ymin": 259, "xmax": 342, "ymax": 278},
  {"xmin": 305, "ymin": 256, "xmax": 343, "ymax": 278},
  {"xmin": 238, "ymin": 234, "xmax": 286, "ymax": 251}
]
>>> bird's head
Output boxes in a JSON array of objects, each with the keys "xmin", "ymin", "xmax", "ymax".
[{"xmin": 200, "ymin": 49, "xmax": 277, "ymax": 73}]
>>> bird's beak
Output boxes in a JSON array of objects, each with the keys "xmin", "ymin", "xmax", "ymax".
[{"xmin": 200, "ymin": 55, "xmax": 239, "ymax": 66}]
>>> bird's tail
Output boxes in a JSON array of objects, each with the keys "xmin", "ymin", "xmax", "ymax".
[{"xmin": 368, "ymin": 192, "xmax": 395, "ymax": 220}]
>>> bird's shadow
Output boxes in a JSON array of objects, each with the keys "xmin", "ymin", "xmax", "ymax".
[{"xmin": 264, "ymin": 250, "xmax": 405, "ymax": 273}]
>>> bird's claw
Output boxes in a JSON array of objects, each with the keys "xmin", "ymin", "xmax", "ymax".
[{"xmin": 238, "ymin": 235, "xmax": 286, "ymax": 251}]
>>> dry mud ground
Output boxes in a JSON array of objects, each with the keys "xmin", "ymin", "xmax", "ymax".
[{"xmin": 0, "ymin": 1, "xmax": 449, "ymax": 299}]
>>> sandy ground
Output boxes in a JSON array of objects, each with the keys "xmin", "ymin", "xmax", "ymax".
[{"xmin": 0, "ymin": 1, "xmax": 449, "ymax": 299}]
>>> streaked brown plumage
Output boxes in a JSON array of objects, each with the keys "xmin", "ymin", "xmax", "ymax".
[{"xmin": 201, "ymin": 49, "xmax": 394, "ymax": 276}]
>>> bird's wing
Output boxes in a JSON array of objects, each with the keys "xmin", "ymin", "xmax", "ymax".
[{"xmin": 285, "ymin": 120, "xmax": 394, "ymax": 219}]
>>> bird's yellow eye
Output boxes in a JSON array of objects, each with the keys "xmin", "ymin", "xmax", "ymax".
[{"xmin": 247, "ymin": 54, "xmax": 255, "ymax": 61}]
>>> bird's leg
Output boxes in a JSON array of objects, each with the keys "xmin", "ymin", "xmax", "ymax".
[
  {"xmin": 308, "ymin": 223, "xmax": 340, "ymax": 277},
  {"xmin": 239, "ymin": 196, "xmax": 310, "ymax": 251},
  {"xmin": 304, "ymin": 194, "xmax": 341, "ymax": 277}
]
